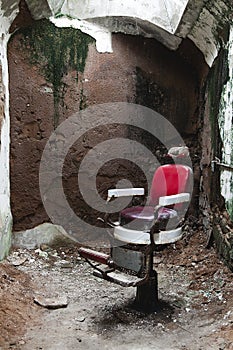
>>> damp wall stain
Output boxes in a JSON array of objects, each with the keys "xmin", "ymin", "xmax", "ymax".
[
  {"xmin": 9, "ymin": 24, "xmax": 208, "ymax": 231},
  {"xmin": 14, "ymin": 19, "xmax": 94, "ymax": 128}
]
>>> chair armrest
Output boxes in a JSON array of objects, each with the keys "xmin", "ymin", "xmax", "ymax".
[
  {"xmin": 107, "ymin": 188, "xmax": 145, "ymax": 200},
  {"xmin": 158, "ymin": 193, "xmax": 190, "ymax": 206}
]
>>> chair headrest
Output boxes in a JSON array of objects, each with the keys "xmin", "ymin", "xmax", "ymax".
[{"xmin": 167, "ymin": 146, "xmax": 189, "ymax": 158}]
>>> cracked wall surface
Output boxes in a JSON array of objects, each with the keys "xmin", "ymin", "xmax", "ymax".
[
  {"xmin": 9, "ymin": 22, "xmax": 206, "ymax": 231},
  {"xmin": 24, "ymin": 0, "xmax": 233, "ymax": 66},
  {"xmin": 1, "ymin": 0, "xmax": 233, "ymax": 63},
  {"xmin": 0, "ymin": 0, "xmax": 18, "ymax": 259}
]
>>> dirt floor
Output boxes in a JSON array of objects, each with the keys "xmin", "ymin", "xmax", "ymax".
[{"xmin": 0, "ymin": 228, "xmax": 233, "ymax": 350}]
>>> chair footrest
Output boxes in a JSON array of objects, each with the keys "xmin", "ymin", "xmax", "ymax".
[
  {"xmin": 93, "ymin": 265, "xmax": 144, "ymax": 287},
  {"xmin": 78, "ymin": 247, "xmax": 110, "ymax": 265}
]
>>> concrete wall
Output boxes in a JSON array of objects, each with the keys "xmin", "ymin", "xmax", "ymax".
[
  {"xmin": 9, "ymin": 19, "xmax": 208, "ymax": 232},
  {"xmin": 0, "ymin": 2, "xmax": 18, "ymax": 259}
]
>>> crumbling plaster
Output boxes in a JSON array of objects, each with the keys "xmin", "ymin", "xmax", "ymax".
[
  {"xmin": 58, "ymin": 0, "xmax": 188, "ymax": 35},
  {"xmin": 25, "ymin": 0, "xmax": 233, "ymax": 66},
  {"xmin": 0, "ymin": 0, "xmax": 228, "ymax": 66},
  {"xmin": 0, "ymin": 2, "xmax": 19, "ymax": 259},
  {"xmin": 1, "ymin": 0, "xmax": 231, "ymax": 63}
]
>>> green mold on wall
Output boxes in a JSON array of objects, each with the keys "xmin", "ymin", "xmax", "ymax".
[
  {"xmin": 207, "ymin": 47, "xmax": 228, "ymax": 154},
  {"xmin": 16, "ymin": 18, "xmax": 94, "ymax": 127}
]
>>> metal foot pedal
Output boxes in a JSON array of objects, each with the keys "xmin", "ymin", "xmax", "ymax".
[
  {"xmin": 93, "ymin": 265, "xmax": 144, "ymax": 287},
  {"xmin": 78, "ymin": 247, "xmax": 112, "ymax": 265}
]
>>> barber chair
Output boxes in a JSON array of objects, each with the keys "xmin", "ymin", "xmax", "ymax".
[{"xmin": 79, "ymin": 155, "xmax": 192, "ymax": 311}]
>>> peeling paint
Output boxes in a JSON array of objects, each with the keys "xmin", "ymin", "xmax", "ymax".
[
  {"xmin": 50, "ymin": 16, "xmax": 112, "ymax": 53},
  {"xmin": 0, "ymin": 3, "xmax": 17, "ymax": 259},
  {"xmin": 188, "ymin": 0, "xmax": 231, "ymax": 67},
  {"xmin": 59, "ymin": 0, "xmax": 189, "ymax": 34},
  {"xmin": 219, "ymin": 26, "xmax": 233, "ymax": 219},
  {"xmin": 53, "ymin": 0, "xmax": 185, "ymax": 51},
  {"xmin": 11, "ymin": 0, "xmax": 233, "ymax": 68}
]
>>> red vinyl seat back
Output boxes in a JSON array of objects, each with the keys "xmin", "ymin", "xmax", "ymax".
[{"xmin": 149, "ymin": 164, "xmax": 192, "ymax": 206}]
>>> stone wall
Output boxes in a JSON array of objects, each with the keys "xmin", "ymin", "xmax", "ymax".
[
  {"xmin": 0, "ymin": 8, "xmax": 16, "ymax": 259},
  {"xmin": 9, "ymin": 19, "xmax": 208, "ymax": 232},
  {"xmin": 213, "ymin": 212, "xmax": 233, "ymax": 271},
  {"xmin": 0, "ymin": 62, "xmax": 12, "ymax": 259}
]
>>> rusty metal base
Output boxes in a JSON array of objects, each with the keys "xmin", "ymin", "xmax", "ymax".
[{"xmin": 134, "ymin": 270, "xmax": 159, "ymax": 313}]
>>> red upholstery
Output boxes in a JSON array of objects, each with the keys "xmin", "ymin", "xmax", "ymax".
[
  {"xmin": 119, "ymin": 164, "xmax": 192, "ymax": 230},
  {"xmin": 149, "ymin": 165, "xmax": 191, "ymax": 206}
]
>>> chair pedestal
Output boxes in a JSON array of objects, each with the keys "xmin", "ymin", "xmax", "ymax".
[
  {"xmin": 134, "ymin": 270, "xmax": 159, "ymax": 312},
  {"xmin": 134, "ymin": 251, "xmax": 159, "ymax": 312}
]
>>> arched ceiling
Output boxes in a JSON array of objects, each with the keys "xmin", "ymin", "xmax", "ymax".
[
  {"xmin": 0, "ymin": 0, "xmax": 232, "ymax": 66},
  {"xmin": 54, "ymin": 0, "xmax": 189, "ymax": 35}
]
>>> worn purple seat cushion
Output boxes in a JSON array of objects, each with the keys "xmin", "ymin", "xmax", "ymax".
[
  {"xmin": 120, "ymin": 206, "xmax": 177, "ymax": 230},
  {"xmin": 121, "ymin": 206, "xmax": 154, "ymax": 221}
]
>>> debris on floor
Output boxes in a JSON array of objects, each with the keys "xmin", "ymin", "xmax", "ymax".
[
  {"xmin": 0, "ymin": 229, "xmax": 232, "ymax": 349},
  {"xmin": 34, "ymin": 295, "xmax": 68, "ymax": 309}
]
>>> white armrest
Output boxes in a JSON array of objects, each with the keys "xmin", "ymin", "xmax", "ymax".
[
  {"xmin": 107, "ymin": 188, "xmax": 145, "ymax": 200},
  {"xmin": 159, "ymin": 193, "xmax": 190, "ymax": 206}
]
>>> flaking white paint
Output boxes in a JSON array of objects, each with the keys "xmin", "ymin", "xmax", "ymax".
[
  {"xmin": 59, "ymin": 0, "xmax": 189, "ymax": 34},
  {"xmin": 219, "ymin": 26, "xmax": 233, "ymax": 218},
  {"xmin": 50, "ymin": 16, "xmax": 113, "ymax": 53},
  {"xmin": 0, "ymin": 5, "xmax": 17, "ymax": 259}
]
